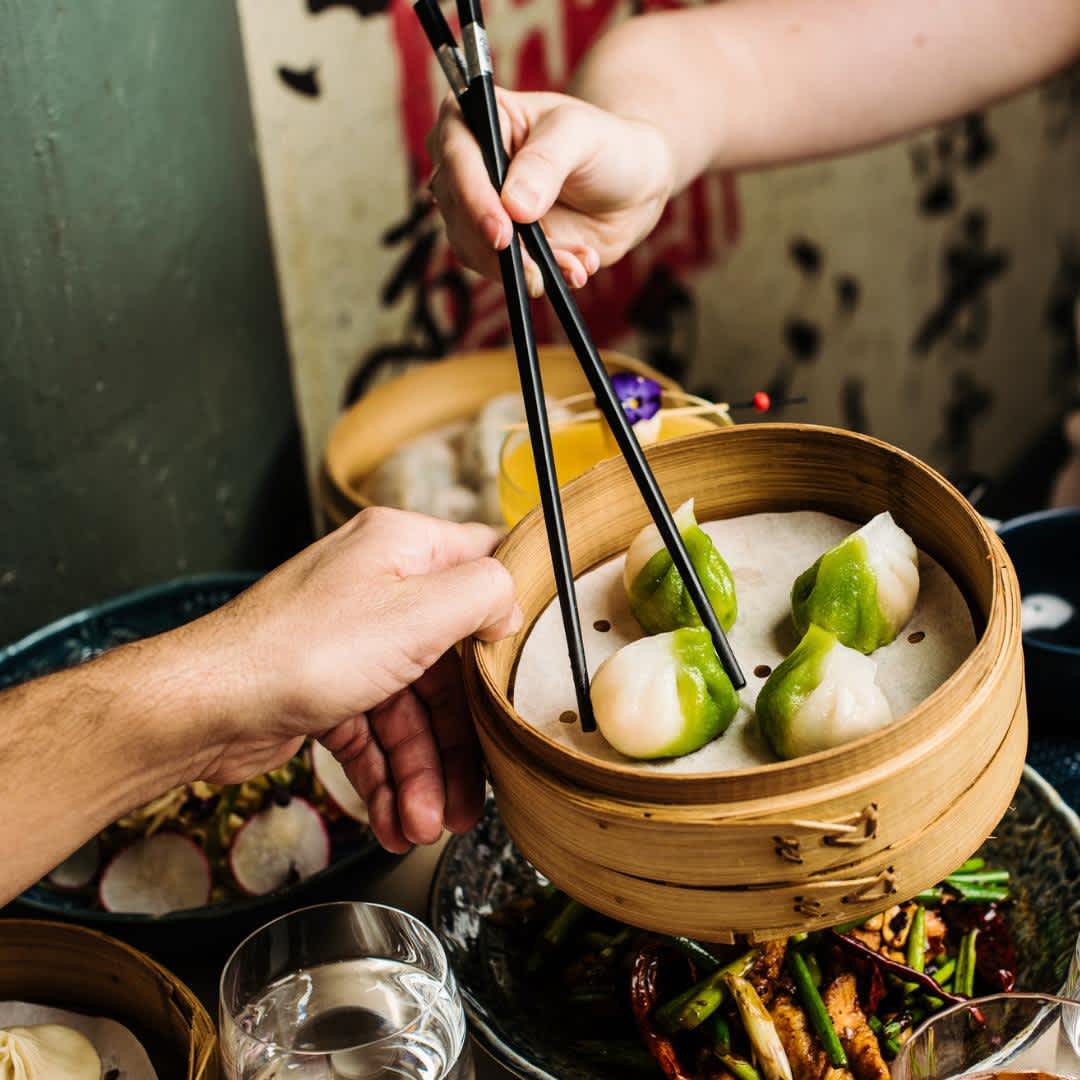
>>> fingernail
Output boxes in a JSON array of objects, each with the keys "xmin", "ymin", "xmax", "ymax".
[
  {"xmin": 571, "ymin": 266, "xmax": 587, "ymax": 289},
  {"xmin": 584, "ymin": 248, "xmax": 600, "ymax": 274},
  {"xmin": 509, "ymin": 604, "xmax": 524, "ymax": 633},
  {"xmin": 504, "ymin": 177, "xmax": 538, "ymax": 216},
  {"xmin": 481, "ymin": 213, "xmax": 508, "ymax": 249},
  {"xmin": 526, "ymin": 264, "xmax": 544, "ymax": 299}
]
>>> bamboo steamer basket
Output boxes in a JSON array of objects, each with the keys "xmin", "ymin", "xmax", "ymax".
[
  {"xmin": 0, "ymin": 919, "xmax": 219, "ymax": 1078},
  {"xmin": 463, "ymin": 424, "xmax": 1027, "ymax": 942},
  {"xmin": 320, "ymin": 346, "xmax": 680, "ymax": 528}
]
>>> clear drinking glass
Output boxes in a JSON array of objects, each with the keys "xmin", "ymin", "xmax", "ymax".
[
  {"xmin": 894, "ymin": 994, "xmax": 1080, "ymax": 1080},
  {"xmin": 219, "ymin": 901, "xmax": 474, "ymax": 1079}
]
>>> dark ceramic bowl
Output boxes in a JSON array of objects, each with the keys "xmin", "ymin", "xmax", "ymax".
[
  {"xmin": 0, "ymin": 574, "xmax": 391, "ymax": 956},
  {"xmin": 431, "ymin": 769, "xmax": 1080, "ymax": 1080},
  {"xmin": 997, "ymin": 508, "xmax": 1080, "ymax": 732}
]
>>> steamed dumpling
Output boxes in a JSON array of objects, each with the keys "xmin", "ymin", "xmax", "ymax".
[
  {"xmin": 756, "ymin": 624, "xmax": 893, "ymax": 760},
  {"xmin": 623, "ymin": 499, "xmax": 738, "ymax": 636},
  {"xmin": 590, "ymin": 627, "xmax": 739, "ymax": 760},
  {"xmin": 791, "ymin": 511, "xmax": 919, "ymax": 653},
  {"xmin": 460, "ymin": 393, "xmax": 572, "ymax": 487},
  {"xmin": 0, "ymin": 1024, "xmax": 101, "ymax": 1079},
  {"xmin": 367, "ymin": 435, "xmax": 459, "ymax": 517}
]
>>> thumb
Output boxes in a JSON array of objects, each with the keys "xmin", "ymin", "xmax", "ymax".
[
  {"xmin": 403, "ymin": 556, "xmax": 522, "ymax": 660},
  {"xmin": 501, "ymin": 104, "xmax": 593, "ymax": 223}
]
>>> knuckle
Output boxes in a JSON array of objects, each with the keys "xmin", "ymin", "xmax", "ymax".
[
  {"xmin": 475, "ymin": 555, "xmax": 513, "ymax": 600},
  {"xmin": 356, "ymin": 504, "xmax": 402, "ymax": 535}
]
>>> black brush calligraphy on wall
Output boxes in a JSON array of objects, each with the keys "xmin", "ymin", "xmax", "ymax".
[{"xmin": 912, "ymin": 208, "xmax": 1010, "ymax": 356}]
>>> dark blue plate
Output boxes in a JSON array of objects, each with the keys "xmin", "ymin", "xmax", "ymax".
[
  {"xmin": 431, "ymin": 769, "xmax": 1080, "ymax": 1080},
  {"xmin": 997, "ymin": 508, "xmax": 1080, "ymax": 732},
  {"xmin": 2, "ymin": 574, "xmax": 390, "ymax": 953}
]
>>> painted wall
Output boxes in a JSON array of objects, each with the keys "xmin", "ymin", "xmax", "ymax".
[
  {"xmin": 235, "ymin": 0, "xmax": 1080, "ymax": 510},
  {"xmin": 0, "ymin": 1, "xmax": 308, "ymax": 644}
]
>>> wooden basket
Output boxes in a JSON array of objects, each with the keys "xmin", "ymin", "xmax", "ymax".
[
  {"xmin": 0, "ymin": 919, "xmax": 219, "ymax": 1079},
  {"xmin": 463, "ymin": 424, "xmax": 1027, "ymax": 942},
  {"xmin": 320, "ymin": 347, "xmax": 679, "ymax": 528}
]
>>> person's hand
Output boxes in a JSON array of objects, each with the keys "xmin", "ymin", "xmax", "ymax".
[
  {"xmin": 179, "ymin": 508, "xmax": 520, "ymax": 853},
  {"xmin": 426, "ymin": 89, "xmax": 675, "ymax": 296}
]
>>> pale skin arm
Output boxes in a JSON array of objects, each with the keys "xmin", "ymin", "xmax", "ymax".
[
  {"xmin": 0, "ymin": 508, "xmax": 520, "ymax": 905},
  {"xmin": 427, "ymin": 0, "xmax": 1080, "ymax": 290}
]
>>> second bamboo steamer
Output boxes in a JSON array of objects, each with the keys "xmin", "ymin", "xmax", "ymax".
[{"xmin": 463, "ymin": 424, "xmax": 1027, "ymax": 941}]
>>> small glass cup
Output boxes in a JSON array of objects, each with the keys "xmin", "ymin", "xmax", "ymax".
[
  {"xmin": 219, "ymin": 901, "xmax": 474, "ymax": 1079},
  {"xmin": 496, "ymin": 387, "xmax": 732, "ymax": 527},
  {"xmin": 894, "ymin": 994, "xmax": 1080, "ymax": 1080}
]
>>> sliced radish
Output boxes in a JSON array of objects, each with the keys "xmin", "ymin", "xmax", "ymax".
[
  {"xmin": 99, "ymin": 834, "xmax": 211, "ymax": 915},
  {"xmin": 312, "ymin": 741, "xmax": 370, "ymax": 824},
  {"xmin": 229, "ymin": 798, "xmax": 330, "ymax": 896},
  {"xmin": 47, "ymin": 838, "xmax": 100, "ymax": 890}
]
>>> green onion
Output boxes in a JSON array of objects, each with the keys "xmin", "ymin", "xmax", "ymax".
[
  {"xmin": 955, "ymin": 857, "xmax": 985, "ymax": 873},
  {"xmin": 664, "ymin": 936, "xmax": 721, "ymax": 973},
  {"xmin": 804, "ymin": 951, "xmax": 823, "ymax": 988},
  {"xmin": 931, "ymin": 957, "xmax": 957, "ymax": 986},
  {"xmin": 718, "ymin": 1054, "xmax": 763, "ymax": 1080},
  {"xmin": 655, "ymin": 949, "xmax": 759, "ymax": 1033},
  {"xmin": 955, "ymin": 930, "xmax": 979, "ymax": 997},
  {"xmin": 944, "ymin": 870, "xmax": 1009, "ymax": 885},
  {"xmin": 707, "ymin": 1014, "xmax": 732, "ymax": 1053},
  {"xmin": 582, "ymin": 931, "xmax": 612, "ymax": 949},
  {"xmin": 904, "ymin": 905, "xmax": 927, "ymax": 996},
  {"xmin": 787, "ymin": 951, "xmax": 848, "ymax": 1068}
]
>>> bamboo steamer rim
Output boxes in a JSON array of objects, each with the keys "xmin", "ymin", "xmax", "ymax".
[
  {"xmin": 321, "ymin": 346, "xmax": 680, "ymax": 514},
  {"xmin": 0, "ymin": 918, "xmax": 218, "ymax": 1078},
  {"xmin": 466, "ymin": 422, "xmax": 1019, "ymax": 802}
]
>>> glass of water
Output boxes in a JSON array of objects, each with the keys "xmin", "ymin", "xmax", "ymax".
[{"xmin": 219, "ymin": 901, "xmax": 474, "ymax": 1079}]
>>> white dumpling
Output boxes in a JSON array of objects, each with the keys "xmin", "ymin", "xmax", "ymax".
[
  {"xmin": 756, "ymin": 625, "xmax": 892, "ymax": 760},
  {"xmin": 460, "ymin": 394, "xmax": 574, "ymax": 487},
  {"xmin": 590, "ymin": 627, "xmax": 739, "ymax": 760},
  {"xmin": 0, "ymin": 1025, "xmax": 101, "ymax": 1080},
  {"xmin": 366, "ymin": 435, "xmax": 459, "ymax": 517},
  {"xmin": 859, "ymin": 512, "xmax": 920, "ymax": 632},
  {"xmin": 428, "ymin": 484, "xmax": 480, "ymax": 523}
]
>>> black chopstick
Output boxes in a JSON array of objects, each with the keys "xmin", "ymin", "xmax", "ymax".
[
  {"xmin": 416, "ymin": 0, "xmax": 745, "ymax": 693},
  {"xmin": 414, "ymin": 0, "xmax": 596, "ymax": 732}
]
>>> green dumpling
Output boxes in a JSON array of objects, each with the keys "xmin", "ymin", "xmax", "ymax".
[
  {"xmin": 590, "ymin": 627, "xmax": 740, "ymax": 760},
  {"xmin": 756, "ymin": 624, "xmax": 893, "ymax": 760},
  {"xmin": 623, "ymin": 499, "xmax": 737, "ymax": 636},
  {"xmin": 791, "ymin": 511, "xmax": 920, "ymax": 654}
]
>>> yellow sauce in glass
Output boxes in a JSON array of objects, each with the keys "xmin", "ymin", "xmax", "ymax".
[{"xmin": 498, "ymin": 413, "xmax": 720, "ymax": 527}]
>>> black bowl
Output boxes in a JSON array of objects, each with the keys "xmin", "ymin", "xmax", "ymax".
[
  {"xmin": 0, "ymin": 574, "xmax": 394, "ymax": 958},
  {"xmin": 997, "ymin": 508, "xmax": 1080, "ymax": 733}
]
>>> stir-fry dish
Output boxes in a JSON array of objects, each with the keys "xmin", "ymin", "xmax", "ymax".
[
  {"xmin": 37, "ymin": 741, "xmax": 369, "ymax": 913},
  {"xmin": 489, "ymin": 859, "xmax": 1015, "ymax": 1078}
]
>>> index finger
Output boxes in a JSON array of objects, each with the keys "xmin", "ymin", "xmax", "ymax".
[
  {"xmin": 356, "ymin": 507, "xmax": 501, "ymax": 576},
  {"xmin": 428, "ymin": 94, "xmax": 510, "ymax": 251}
]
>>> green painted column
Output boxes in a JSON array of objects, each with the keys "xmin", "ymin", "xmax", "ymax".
[{"xmin": 0, "ymin": 0, "xmax": 309, "ymax": 642}]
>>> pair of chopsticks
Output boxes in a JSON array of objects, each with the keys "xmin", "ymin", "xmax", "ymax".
[{"xmin": 414, "ymin": 0, "xmax": 745, "ymax": 731}]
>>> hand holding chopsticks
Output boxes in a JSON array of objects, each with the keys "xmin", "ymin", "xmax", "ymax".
[{"xmin": 414, "ymin": 0, "xmax": 746, "ymax": 728}]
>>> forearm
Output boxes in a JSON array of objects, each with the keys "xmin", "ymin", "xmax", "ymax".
[
  {"xmin": 574, "ymin": 0, "xmax": 1080, "ymax": 191},
  {"xmin": 0, "ymin": 631, "xmax": 214, "ymax": 903}
]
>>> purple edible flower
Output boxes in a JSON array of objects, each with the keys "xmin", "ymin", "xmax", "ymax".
[{"xmin": 610, "ymin": 372, "xmax": 662, "ymax": 425}]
